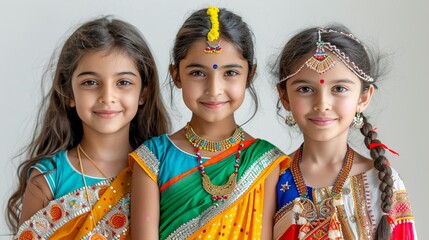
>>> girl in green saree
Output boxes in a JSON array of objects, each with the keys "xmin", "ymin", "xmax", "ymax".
[{"xmin": 130, "ymin": 6, "xmax": 289, "ymax": 240}]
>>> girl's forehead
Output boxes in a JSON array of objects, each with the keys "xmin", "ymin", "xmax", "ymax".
[
  {"xmin": 73, "ymin": 49, "xmax": 140, "ymax": 77},
  {"xmin": 81, "ymin": 48, "xmax": 132, "ymax": 60},
  {"xmin": 288, "ymin": 54, "xmax": 361, "ymax": 85},
  {"xmin": 181, "ymin": 38, "xmax": 246, "ymax": 66},
  {"xmin": 77, "ymin": 49, "xmax": 136, "ymax": 67}
]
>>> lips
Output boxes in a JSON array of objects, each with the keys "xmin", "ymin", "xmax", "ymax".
[
  {"xmin": 309, "ymin": 117, "xmax": 336, "ymax": 126},
  {"xmin": 200, "ymin": 101, "xmax": 227, "ymax": 109},
  {"xmin": 93, "ymin": 110, "xmax": 121, "ymax": 119}
]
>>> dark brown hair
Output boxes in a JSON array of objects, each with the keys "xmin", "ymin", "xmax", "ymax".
[
  {"xmin": 275, "ymin": 24, "xmax": 392, "ymax": 239},
  {"xmin": 7, "ymin": 16, "xmax": 170, "ymax": 232},
  {"xmin": 170, "ymin": 7, "xmax": 258, "ymax": 124}
]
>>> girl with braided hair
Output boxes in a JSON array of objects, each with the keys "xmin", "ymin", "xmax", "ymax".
[{"xmin": 273, "ymin": 25, "xmax": 416, "ymax": 239}]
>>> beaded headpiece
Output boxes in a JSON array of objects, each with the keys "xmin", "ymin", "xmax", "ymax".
[
  {"xmin": 279, "ymin": 28, "xmax": 374, "ymax": 83},
  {"xmin": 204, "ymin": 6, "xmax": 222, "ymax": 53}
]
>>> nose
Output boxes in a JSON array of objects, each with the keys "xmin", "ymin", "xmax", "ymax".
[
  {"xmin": 98, "ymin": 85, "xmax": 117, "ymax": 104},
  {"xmin": 313, "ymin": 91, "xmax": 331, "ymax": 112},
  {"xmin": 205, "ymin": 74, "xmax": 223, "ymax": 97}
]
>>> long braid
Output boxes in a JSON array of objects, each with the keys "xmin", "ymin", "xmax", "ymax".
[{"xmin": 360, "ymin": 114, "xmax": 393, "ymax": 239}]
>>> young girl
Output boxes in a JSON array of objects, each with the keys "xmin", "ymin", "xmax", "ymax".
[
  {"xmin": 274, "ymin": 25, "xmax": 417, "ymax": 239},
  {"xmin": 7, "ymin": 16, "xmax": 170, "ymax": 239},
  {"xmin": 130, "ymin": 6, "xmax": 289, "ymax": 240}
]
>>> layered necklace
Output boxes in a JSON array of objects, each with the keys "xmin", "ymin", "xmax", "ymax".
[
  {"xmin": 291, "ymin": 144, "xmax": 354, "ymax": 198},
  {"xmin": 184, "ymin": 122, "xmax": 244, "ymax": 205},
  {"xmin": 77, "ymin": 144, "xmax": 115, "ymax": 240}
]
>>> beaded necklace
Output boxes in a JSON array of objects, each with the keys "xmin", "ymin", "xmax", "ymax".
[
  {"xmin": 291, "ymin": 144, "xmax": 354, "ymax": 198},
  {"xmin": 184, "ymin": 122, "xmax": 243, "ymax": 152},
  {"xmin": 184, "ymin": 122, "xmax": 244, "ymax": 205}
]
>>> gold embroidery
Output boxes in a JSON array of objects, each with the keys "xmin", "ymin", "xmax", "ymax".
[
  {"xmin": 351, "ymin": 173, "xmax": 375, "ymax": 239},
  {"xmin": 390, "ymin": 190, "xmax": 414, "ymax": 222}
]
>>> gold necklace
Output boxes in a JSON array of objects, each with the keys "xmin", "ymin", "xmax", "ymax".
[
  {"xmin": 77, "ymin": 145, "xmax": 112, "ymax": 240},
  {"xmin": 184, "ymin": 123, "xmax": 244, "ymax": 205},
  {"xmin": 78, "ymin": 144, "xmax": 114, "ymax": 185},
  {"xmin": 184, "ymin": 122, "xmax": 243, "ymax": 152}
]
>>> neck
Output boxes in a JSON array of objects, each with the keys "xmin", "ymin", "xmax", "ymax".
[
  {"xmin": 300, "ymin": 135, "xmax": 349, "ymax": 165},
  {"xmin": 79, "ymin": 131, "xmax": 132, "ymax": 163},
  {"xmin": 189, "ymin": 116, "xmax": 238, "ymax": 141}
]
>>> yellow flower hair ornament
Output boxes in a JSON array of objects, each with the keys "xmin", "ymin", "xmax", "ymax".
[{"xmin": 204, "ymin": 6, "xmax": 222, "ymax": 53}]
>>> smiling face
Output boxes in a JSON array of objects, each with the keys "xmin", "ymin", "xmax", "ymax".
[
  {"xmin": 171, "ymin": 38, "xmax": 252, "ymax": 127},
  {"xmin": 70, "ymin": 49, "xmax": 143, "ymax": 137},
  {"xmin": 278, "ymin": 54, "xmax": 373, "ymax": 142}
]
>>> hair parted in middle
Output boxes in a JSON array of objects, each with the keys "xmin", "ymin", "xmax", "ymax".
[
  {"xmin": 275, "ymin": 24, "xmax": 393, "ymax": 239},
  {"xmin": 169, "ymin": 7, "xmax": 259, "ymax": 122},
  {"xmin": 52, "ymin": 15, "xmax": 170, "ymax": 150},
  {"xmin": 7, "ymin": 16, "xmax": 170, "ymax": 232}
]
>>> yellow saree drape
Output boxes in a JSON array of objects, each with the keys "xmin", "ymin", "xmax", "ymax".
[
  {"xmin": 15, "ymin": 167, "xmax": 132, "ymax": 240},
  {"xmin": 187, "ymin": 154, "xmax": 283, "ymax": 240}
]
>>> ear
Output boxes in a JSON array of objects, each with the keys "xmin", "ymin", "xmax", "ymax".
[
  {"xmin": 169, "ymin": 64, "xmax": 181, "ymax": 88},
  {"xmin": 357, "ymin": 84, "xmax": 374, "ymax": 112},
  {"xmin": 277, "ymin": 84, "xmax": 290, "ymax": 111},
  {"xmin": 247, "ymin": 64, "xmax": 257, "ymax": 86},
  {"xmin": 69, "ymin": 98, "xmax": 75, "ymax": 108},
  {"xmin": 139, "ymin": 87, "xmax": 147, "ymax": 105}
]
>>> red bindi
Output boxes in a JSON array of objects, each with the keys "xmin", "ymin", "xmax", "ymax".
[{"xmin": 320, "ymin": 79, "xmax": 325, "ymax": 84}]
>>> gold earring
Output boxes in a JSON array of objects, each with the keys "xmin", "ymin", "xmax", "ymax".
[{"xmin": 284, "ymin": 112, "xmax": 296, "ymax": 126}]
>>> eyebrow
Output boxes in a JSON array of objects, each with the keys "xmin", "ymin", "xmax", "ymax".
[
  {"xmin": 289, "ymin": 78, "xmax": 356, "ymax": 85},
  {"xmin": 76, "ymin": 71, "xmax": 138, "ymax": 78},
  {"xmin": 327, "ymin": 79, "xmax": 356, "ymax": 85},
  {"xmin": 184, "ymin": 63, "xmax": 244, "ymax": 69},
  {"xmin": 289, "ymin": 79, "xmax": 309, "ymax": 86}
]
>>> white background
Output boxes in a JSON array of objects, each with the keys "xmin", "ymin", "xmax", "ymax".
[{"xmin": 1, "ymin": 0, "xmax": 426, "ymax": 237}]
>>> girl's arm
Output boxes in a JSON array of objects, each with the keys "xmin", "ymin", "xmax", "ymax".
[
  {"xmin": 261, "ymin": 165, "xmax": 280, "ymax": 240},
  {"xmin": 19, "ymin": 169, "xmax": 53, "ymax": 225},
  {"xmin": 131, "ymin": 165, "xmax": 160, "ymax": 239}
]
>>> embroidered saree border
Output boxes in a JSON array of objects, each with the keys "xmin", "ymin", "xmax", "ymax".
[
  {"xmin": 159, "ymin": 140, "xmax": 275, "ymax": 239},
  {"xmin": 130, "ymin": 144, "xmax": 159, "ymax": 183},
  {"xmin": 15, "ymin": 180, "xmax": 109, "ymax": 239},
  {"xmin": 165, "ymin": 147, "xmax": 285, "ymax": 240},
  {"xmin": 81, "ymin": 193, "xmax": 131, "ymax": 240},
  {"xmin": 75, "ymin": 168, "xmax": 132, "ymax": 239},
  {"xmin": 390, "ymin": 190, "xmax": 414, "ymax": 222},
  {"xmin": 350, "ymin": 172, "xmax": 376, "ymax": 239},
  {"xmin": 15, "ymin": 167, "xmax": 132, "ymax": 240}
]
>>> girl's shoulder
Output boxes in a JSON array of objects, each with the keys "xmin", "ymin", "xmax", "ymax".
[
  {"xmin": 28, "ymin": 150, "xmax": 73, "ymax": 198},
  {"xmin": 388, "ymin": 165, "xmax": 408, "ymax": 190},
  {"xmin": 132, "ymin": 134, "xmax": 167, "ymax": 157},
  {"xmin": 244, "ymin": 138, "xmax": 291, "ymax": 168},
  {"xmin": 143, "ymin": 134, "xmax": 170, "ymax": 149},
  {"xmin": 357, "ymin": 165, "xmax": 407, "ymax": 191},
  {"xmin": 249, "ymin": 138, "xmax": 283, "ymax": 152},
  {"xmin": 133, "ymin": 134, "xmax": 183, "ymax": 161},
  {"xmin": 249, "ymin": 138, "xmax": 289, "ymax": 158},
  {"xmin": 30, "ymin": 150, "xmax": 68, "ymax": 175}
]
